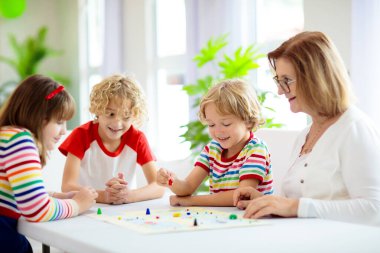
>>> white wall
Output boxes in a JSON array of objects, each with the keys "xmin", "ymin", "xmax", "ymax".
[
  {"xmin": 304, "ymin": 0, "xmax": 352, "ymax": 72},
  {"xmin": 304, "ymin": 0, "xmax": 380, "ymax": 127}
]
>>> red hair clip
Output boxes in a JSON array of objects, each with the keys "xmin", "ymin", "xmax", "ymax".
[{"xmin": 45, "ymin": 86, "xmax": 64, "ymax": 100}]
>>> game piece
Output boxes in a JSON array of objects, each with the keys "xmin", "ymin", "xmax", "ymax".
[
  {"xmin": 168, "ymin": 178, "xmax": 173, "ymax": 186},
  {"xmin": 173, "ymin": 212, "xmax": 181, "ymax": 217},
  {"xmin": 97, "ymin": 208, "xmax": 102, "ymax": 215},
  {"xmin": 146, "ymin": 208, "xmax": 151, "ymax": 215},
  {"xmin": 229, "ymin": 214, "xmax": 237, "ymax": 220},
  {"xmin": 88, "ymin": 207, "xmax": 267, "ymax": 234}
]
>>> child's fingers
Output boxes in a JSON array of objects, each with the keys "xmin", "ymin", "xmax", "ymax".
[
  {"xmin": 118, "ymin": 172, "xmax": 125, "ymax": 180},
  {"xmin": 109, "ymin": 184, "xmax": 128, "ymax": 190},
  {"xmin": 236, "ymin": 200, "xmax": 250, "ymax": 210},
  {"xmin": 233, "ymin": 189, "xmax": 244, "ymax": 206},
  {"xmin": 106, "ymin": 177, "xmax": 128, "ymax": 187},
  {"xmin": 157, "ymin": 168, "xmax": 171, "ymax": 186}
]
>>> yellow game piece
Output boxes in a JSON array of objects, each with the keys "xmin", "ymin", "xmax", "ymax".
[
  {"xmin": 117, "ymin": 216, "xmax": 122, "ymax": 220},
  {"xmin": 173, "ymin": 212, "xmax": 181, "ymax": 217}
]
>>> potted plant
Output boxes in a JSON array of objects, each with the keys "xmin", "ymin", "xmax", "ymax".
[{"xmin": 0, "ymin": 26, "xmax": 69, "ymax": 105}]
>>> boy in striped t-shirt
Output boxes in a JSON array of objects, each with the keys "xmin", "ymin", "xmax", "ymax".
[{"xmin": 157, "ymin": 79, "xmax": 273, "ymax": 206}]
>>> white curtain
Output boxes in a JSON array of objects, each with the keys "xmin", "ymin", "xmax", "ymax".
[
  {"xmin": 102, "ymin": 0, "xmax": 124, "ymax": 75},
  {"xmin": 185, "ymin": 0, "xmax": 257, "ymax": 119},
  {"xmin": 351, "ymin": 0, "xmax": 380, "ymax": 126}
]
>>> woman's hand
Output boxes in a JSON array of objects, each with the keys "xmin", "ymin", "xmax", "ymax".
[{"xmin": 241, "ymin": 195, "xmax": 299, "ymax": 219}]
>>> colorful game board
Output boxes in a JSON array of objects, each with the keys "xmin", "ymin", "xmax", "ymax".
[{"xmin": 88, "ymin": 207, "xmax": 268, "ymax": 234}]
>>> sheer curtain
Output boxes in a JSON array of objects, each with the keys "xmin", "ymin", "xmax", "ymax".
[
  {"xmin": 351, "ymin": 0, "xmax": 380, "ymax": 126},
  {"xmin": 185, "ymin": 0, "xmax": 257, "ymax": 119},
  {"xmin": 102, "ymin": 0, "xmax": 124, "ymax": 76}
]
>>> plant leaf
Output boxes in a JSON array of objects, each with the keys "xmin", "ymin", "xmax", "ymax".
[
  {"xmin": 193, "ymin": 34, "xmax": 228, "ymax": 68},
  {"xmin": 219, "ymin": 45, "xmax": 265, "ymax": 78}
]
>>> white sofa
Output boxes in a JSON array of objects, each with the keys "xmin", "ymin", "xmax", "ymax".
[{"xmin": 43, "ymin": 129, "xmax": 300, "ymax": 194}]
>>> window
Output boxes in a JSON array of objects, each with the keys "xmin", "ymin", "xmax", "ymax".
[
  {"xmin": 256, "ymin": 0, "xmax": 307, "ymax": 129},
  {"xmin": 78, "ymin": 0, "xmax": 104, "ymax": 122},
  {"xmin": 154, "ymin": 0, "xmax": 191, "ymax": 160}
]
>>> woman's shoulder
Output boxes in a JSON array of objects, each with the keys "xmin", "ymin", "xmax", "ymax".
[{"xmin": 337, "ymin": 106, "xmax": 378, "ymax": 132}]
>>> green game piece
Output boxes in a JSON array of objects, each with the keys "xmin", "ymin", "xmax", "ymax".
[
  {"xmin": 97, "ymin": 208, "xmax": 102, "ymax": 215},
  {"xmin": 229, "ymin": 214, "xmax": 237, "ymax": 220}
]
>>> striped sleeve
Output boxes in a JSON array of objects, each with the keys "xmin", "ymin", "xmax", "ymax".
[
  {"xmin": 239, "ymin": 142, "xmax": 270, "ymax": 183},
  {"xmin": 2, "ymin": 130, "xmax": 79, "ymax": 222},
  {"xmin": 194, "ymin": 145, "xmax": 210, "ymax": 172}
]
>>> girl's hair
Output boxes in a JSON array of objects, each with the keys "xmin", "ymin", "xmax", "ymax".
[
  {"xmin": 0, "ymin": 74, "xmax": 75, "ymax": 166},
  {"xmin": 89, "ymin": 74, "xmax": 147, "ymax": 127},
  {"xmin": 268, "ymin": 31, "xmax": 352, "ymax": 117},
  {"xmin": 198, "ymin": 79, "xmax": 263, "ymax": 130}
]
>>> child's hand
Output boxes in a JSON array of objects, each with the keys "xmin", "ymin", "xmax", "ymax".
[
  {"xmin": 105, "ymin": 183, "xmax": 130, "ymax": 205},
  {"xmin": 105, "ymin": 172, "xmax": 130, "ymax": 204},
  {"xmin": 105, "ymin": 172, "xmax": 128, "ymax": 187},
  {"xmin": 72, "ymin": 186, "xmax": 98, "ymax": 214},
  {"xmin": 157, "ymin": 168, "xmax": 176, "ymax": 187},
  {"xmin": 233, "ymin": 186, "xmax": 263, "ymax": 209},
  {"xmin": 169, "ymin": 195, "xmax": 191, "ymax": 207}
]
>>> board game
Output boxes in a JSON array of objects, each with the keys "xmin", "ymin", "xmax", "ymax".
[{"xmin": 88, "ymin": 207, "xmax": 267, "ymax": 234}]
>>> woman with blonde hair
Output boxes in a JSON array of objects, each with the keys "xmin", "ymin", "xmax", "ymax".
[{"xmin": 234, "ymin": 31, "xmax": 380, "ymax": 226}]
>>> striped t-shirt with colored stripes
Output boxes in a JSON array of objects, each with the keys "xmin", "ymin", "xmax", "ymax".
[
  {"xmin": 195, "ymin": 132, "xmax": 273, "ymax": 194},
  {"xmin": 0, "ymin": 127, "xmax": 78, "ymax": 222}
]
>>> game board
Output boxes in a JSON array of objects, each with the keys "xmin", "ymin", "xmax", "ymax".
[{"xmin": 88, "ymin": 207, "xmax": 268, "ymax": 234}]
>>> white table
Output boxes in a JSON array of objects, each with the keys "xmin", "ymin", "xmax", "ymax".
[{"xmin": 18, "ymin": 195, "xmax": 380, "ymax": 253}]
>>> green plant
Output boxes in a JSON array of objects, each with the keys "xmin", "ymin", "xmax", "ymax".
[
  {"xmin": 0, "ymin": 26, "xmax": 69, "ymax": 105},
  {"xmin": 181, "ymin": 34, "xmax": 283, "ymax": 154}
]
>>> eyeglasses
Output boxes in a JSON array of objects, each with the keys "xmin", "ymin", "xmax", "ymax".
[{"xmin": 273, "ymin": 76, "xmax": 296, "ymax": 93}]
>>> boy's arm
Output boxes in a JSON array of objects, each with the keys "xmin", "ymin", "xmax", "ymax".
[
  {"xmin": 124, "ymin": 161, "xmax": 165, "ymax": 203},
  {"xmin": 61, "ymin": 153, "xmax": 82, "ymax": 192},
  {"xmin": 169, "ymin": 166, "xmax": 209, "ymax": 196},
  {"xmin": 170, "ymin": 179, "xmax": 259, "ymax": 207},
  {"xmin": 62, "ymin": 153, "xmax": 110, "ymax": 204}
]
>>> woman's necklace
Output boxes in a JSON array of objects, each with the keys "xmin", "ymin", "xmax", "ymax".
[
  {"xmin": 300, "ymin": 124, "xmax": 325, "ymax": 155},
  {"xmin": 299, "ymin": 114, "xmax": 340, "ymax": 156}
]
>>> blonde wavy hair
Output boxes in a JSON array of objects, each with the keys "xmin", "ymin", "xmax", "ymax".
[
  {"xmin": 268, "ymin": 31, "xmax": 353, "ymax": 117},
  {"xmin": 89, "ymin": 74, "xmax": 147, "ymax": 127},
  {"xmin": 198, "ymin": 79, "xmax": 263, "ymax": 131}
]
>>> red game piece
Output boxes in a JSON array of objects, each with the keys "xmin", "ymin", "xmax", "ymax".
[{"xmin": 168, "ymin": 178, "xmax": 173, "ymax": 186}]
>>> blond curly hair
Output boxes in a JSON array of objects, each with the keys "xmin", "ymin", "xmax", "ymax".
[{"xmin": 89, "ymin": 74, "xmax": 147, "ymax": 127}]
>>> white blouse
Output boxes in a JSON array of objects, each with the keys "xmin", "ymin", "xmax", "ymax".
[{"xmin": 282, "ymin": 106, "xmax": 380, "ymax": 226}]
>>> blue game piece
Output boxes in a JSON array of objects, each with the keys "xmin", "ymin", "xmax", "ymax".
[{"xmin": 146, "ymin": 208, "xmax": 151, "ymax": 215}]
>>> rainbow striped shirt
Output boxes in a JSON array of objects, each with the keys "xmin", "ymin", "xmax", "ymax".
[
  {"xmin": 195, "ymin": 132, "xmax": 273, "ymax": 194},
  {"xmin": 0, "ymin": 127, "xmax": 78, "ymax": 222}
]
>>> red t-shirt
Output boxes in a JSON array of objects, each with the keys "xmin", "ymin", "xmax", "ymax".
[{"xmin": 59, "ymin": 121, "xmax": 155, "ymax": 189}]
